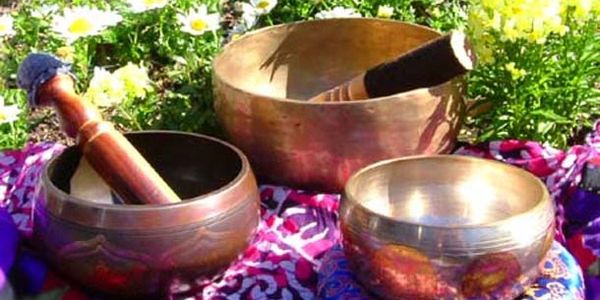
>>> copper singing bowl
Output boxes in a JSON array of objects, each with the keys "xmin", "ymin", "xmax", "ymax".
[
  {"xmin": 33, "ymin": 131, "xmax": 260, "ymax": 296},
  {"xmin": 213, "ymin": 19, "xmax": 465, "ymax": 192},
  {"xmin": 341, "ymin": 155, "xmax": 555, "ymax": 299}
]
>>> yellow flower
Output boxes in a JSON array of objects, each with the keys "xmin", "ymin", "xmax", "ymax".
[
  {"xmin": 465, "ymin": 0, "xmax": 590, "ymax": 64},
  {"xmin": 0, "ymin": 96, "xmax": 20, "ymax": 124},
  {"xmin": 593, "ymin": 0, "xmax": 600, "ymax": 13},
  {"xmin": 501, "ymin": 18, "xmax": 520, "ymax": 41},
  {"xmin": 477, "ymin": 43, "xmax": 496, "ymax": 64},
  {"xmin": 505, "ymin": 62, "xmax": 527, "ymax": 80},
  {"xmin": 469, "ymin": 0, "xmax": 570, "ymax": 44},
  {"xmin": 52, "ymin": 7, "xmax": 122, "ymax": 44},
  {"xmin": 250, "ymin": 0, "xmax": 278, "ymax": 15},
  {"xmin": 177, "ymin": 5, "xmax": 221, "ymax": 36},
  {"xmin": 125, "ymin": 0, "xmax": 169, "ymax": 13},
  {"xmin": 562, "ymin": 0, "xmax": 596, "ymax": 20},
  {"xmin": 84, "ymin": 64, "xmax": 153, "ymax": 107},
  {"xmin": 376, "ymin": 5, "xmax": 394, "ymax": 18},
  {"xmin": 113, "ymin": 63, "xmax": 152, "ymax": 99},
  {"xmin": 55, "ymin": 46, "xmax": 75, "ymax": 62},
  {"xmin": 85, "ymin": 67, "xmax": 127, "ymax": 107},
  {"xmin": 0, "ymin": 14, "xmax": 16, "ymax": 37}
]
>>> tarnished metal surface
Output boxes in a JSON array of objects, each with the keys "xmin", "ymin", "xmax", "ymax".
[
  {"xmin": 34, "ymin": 131, "xmax": 260, "ymax": 296},
  {"xmin": 213, "ymin": 19, "xmax": 465, "ymax": 192},
  {"xmin": 341, "ymin": 155, "xmax": 555, "ymax": 299}
]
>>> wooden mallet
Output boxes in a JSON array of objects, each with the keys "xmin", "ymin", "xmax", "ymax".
[
  {"xmin": 308, "ymin": 31, "xmax": 476, "ymax": 102},
  {"xmin": 18, "ymin": 53, "xmax": 181, "ymax": 205}
]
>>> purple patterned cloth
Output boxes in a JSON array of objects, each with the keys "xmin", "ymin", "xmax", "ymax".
[
  {"xmin": 1, "ymin": 121, "xmax": 600, "ymax": 299},
  {"xmin": 317, "ymin": 242, "xmax": 585, "ymax": 300},
  {"xmin": 0, "ymin": 142, "xmax": 65, "ymax": 237},
  {"xmin": 0, "ymin": 207, "xmax": 18, "ymax": 295},
  {"xmin": 168, "ymin": 186, "xmax": 341, "ymax": 299},
  {"xmin": 456, "ymin": 121, "xmax": 600, "ymax": 300}
]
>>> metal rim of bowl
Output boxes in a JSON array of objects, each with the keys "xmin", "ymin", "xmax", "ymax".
[
  {"xmin": 212, "ymin": 18, "xmax": 457, "ymax": 105},
  {"xmin": 39, "ymin": 130, "xmax": 258, "ymax": 230},
  {"xmin": 344, "ymin": 154, "xmax": 552, "ymax": 229},
  {"xmin": 342, "ymin": 154, "xmax": 554, "ymax": 253}
]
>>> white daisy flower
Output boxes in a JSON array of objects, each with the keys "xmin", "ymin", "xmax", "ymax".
[
  {"xmin": 315, "ymin": 7, "xmax": 362, "ymax": 19},
  {"xmin": 0, "ymin": 97, "xmax": 21, "ymax": 124},
  {"xmin": 125, "ymin": 0, "xmax": 170, "ymax": 13},
  {"xmin": 31, "ymin": 4, "xmax": 59, "ymax": 19},
  {"xmin": 250, "ymin": 0, "xmax": 277, "ymax": 15},
  {"xmin": 376, "ymin": 5, "xmax": 394, "ymax": 18},
  {"xmin": 52, "ymin": 7, "xmax": 123, "ymax": 44},
  {"xmin": 239, "ymin": 2, "xmax": 258, "ymax": 28},
  {"xmin": 0, "ymin": 15, "xmax": 16, "ymax": 37},
  {"xmin": 177, "ymin": 5, "xmax": 221, "ymax": 36}
]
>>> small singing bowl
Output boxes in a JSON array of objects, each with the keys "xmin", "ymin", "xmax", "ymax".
[
  {"xmin": 213, "ymin": 18, "xmax": 465, "ymax": 192},
  {"xmin": 32, "ymin": 131, "xmax": 260, "ymax": 296},
  {"xmin": 341, "ymin": 155, "xmax": 555, "ymax": 299}
]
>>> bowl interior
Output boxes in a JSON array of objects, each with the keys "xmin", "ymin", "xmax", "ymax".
[
  {"xmin": 214, "ymin": 19, "xmax": 440, "ymax": 100},
  {"xmin": 346, "ymin": 156, "xmax": 546, "ymax": 227},
  {"xmin": 49, "ymin": 132, "xmax": 243, "ymax": 200}
]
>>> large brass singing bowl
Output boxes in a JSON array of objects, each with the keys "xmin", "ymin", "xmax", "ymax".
[
  {"xmin": 341, "ymin": 155, "xmax": 555, "ymax": 299},
  {"xmin": 213, "ymin": 19, "xmax": 465, "ymax": 192},
  {"xmin": 33, "ymin": 131, "xmax": 260, "ymax": 296}
]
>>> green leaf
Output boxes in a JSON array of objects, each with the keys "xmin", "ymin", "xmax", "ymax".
[
  {"xmin": 530, "ymin": 109, "xmax": 570, "ymax": 124},
  {"xmin": 536, "ymin": 121, "xmax": 555, "ymax": 135}
]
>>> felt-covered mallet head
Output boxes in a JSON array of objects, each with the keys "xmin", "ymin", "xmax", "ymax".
[
  {"xmin": 17, "ymin": 53, "xmax": 73, "ymax": 106},
  {"xmin": 15, "ymin": 52, "xmax": 181, "ymax": 205}
]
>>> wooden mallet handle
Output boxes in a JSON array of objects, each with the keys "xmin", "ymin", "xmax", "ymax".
[
  {"xmin": 18, "ymin": 53, "xmax": 180, "ymax": 205},
  {"xmin": 309, "ymin": 31, "xmax": 476, "ymax": 102}
]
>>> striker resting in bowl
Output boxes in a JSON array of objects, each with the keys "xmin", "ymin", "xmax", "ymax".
[
  {"xmin": 33, "ymin": 132, "xmax": 260, "ymax": 296},
  {"xmin": 213, "ymin": 19, "xmax": 465, "ymax": 192}
]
